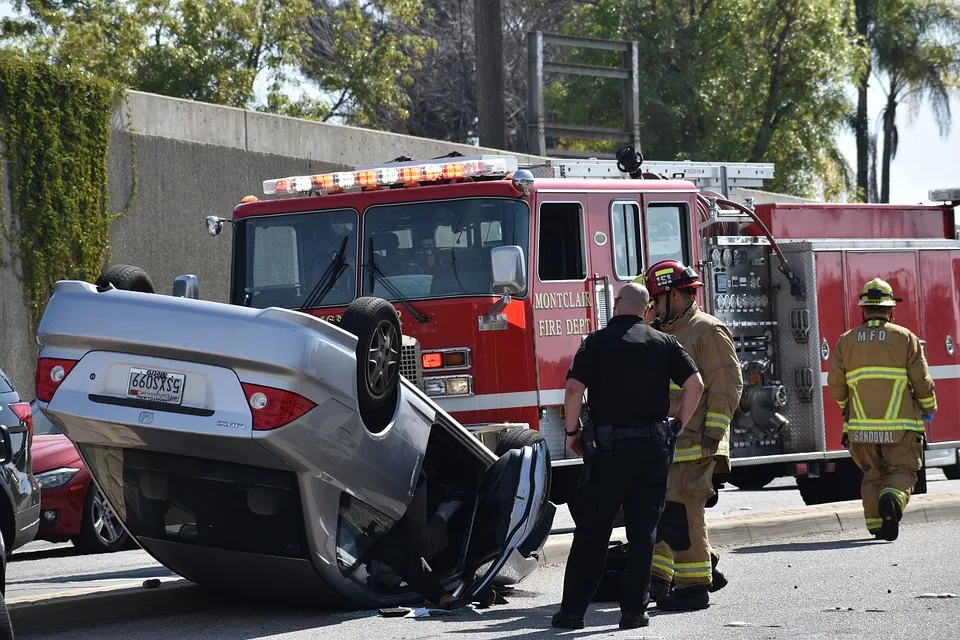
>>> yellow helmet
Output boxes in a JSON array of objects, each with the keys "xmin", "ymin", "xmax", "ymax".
[{"xmin": 858, "ymin": 277, "xmax": 900, "ymax": 307}]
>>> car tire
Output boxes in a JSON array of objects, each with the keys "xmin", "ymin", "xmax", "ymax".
[
  {"xmin": 72, "ymin": 486, "xmax": 129, "ymax": 554},
  {"xmin": 0, "ymin": 591, "xmax": 12, "ymax": 640},
  {"xmin": 495, "ymin": 428, "xmax": 552, "ymax": 499},
  {"xmin": 0, "ymin": 526, "xmax": 6, "ymax": 597},
  {"xmin": 95, "ymin": 264, "xmax": 156, "ymax": 294},
  {"xmin": 340, "ymin": 297, "xmax": 402, "ymax": 413}
]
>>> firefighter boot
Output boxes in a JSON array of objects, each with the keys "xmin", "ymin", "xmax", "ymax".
[
  {"xmin": 648, "ymin": 576, "xmax": 671, "ymax": 601},
  {"xmin": 878, "ymin": 493, "xmax": 902, "ymax": 542},
  {"xmin": 709, "ymin": 551, "xmax": 727, "ymax": 593},
  {"xmin": 657, "ymin": 585, "xmax": 709, "ymax": 612}
]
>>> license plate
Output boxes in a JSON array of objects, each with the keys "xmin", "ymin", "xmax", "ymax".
[{"xmin": 126, "ymin": 367, "xmax": 186, "ymax": 405}]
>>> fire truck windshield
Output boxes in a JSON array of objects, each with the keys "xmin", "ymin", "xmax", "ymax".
[{"xmin": 361, "ymin": 198, "xmax": 530, "ymax": 300}]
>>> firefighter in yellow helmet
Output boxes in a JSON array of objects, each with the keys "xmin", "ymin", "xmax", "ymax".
[
  {"xmin": 827, "ymin": 278, "xmax": 936, "ymax": 541},
  {"xmin": 634, "ymin": 261, "xmax": 743, "ymax": 611}
]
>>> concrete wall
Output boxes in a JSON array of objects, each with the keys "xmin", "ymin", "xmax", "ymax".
[{"xmin": 1, "ymin": 91, "xmax": 548, "ymax": 400}]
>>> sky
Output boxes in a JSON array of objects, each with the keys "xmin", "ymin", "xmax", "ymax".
[{"xmin": 1, "ymin": 1, "xmax": 956, "ymax": 205}]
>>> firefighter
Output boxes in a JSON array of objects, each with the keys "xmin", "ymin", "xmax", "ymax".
[
  {"xmin": 551, "ymin": 282, "xmax": 703, "ymax": 631},
  {"xmin": 636, "ymin": 260, "xmax": 743, "ymax": 612},
  {"xmin": 827, "ymin": 278, "xmax": 936, "ymax": 542}
]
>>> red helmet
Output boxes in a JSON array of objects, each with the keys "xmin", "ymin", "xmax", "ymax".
[{"xmin": 639, "ymin": 260, "xmax": 703, "ymax": 297}]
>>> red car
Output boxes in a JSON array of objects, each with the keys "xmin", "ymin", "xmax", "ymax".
[{"xmin": 30, "ymin": 400, "xmax": 129, "ymax": 553}]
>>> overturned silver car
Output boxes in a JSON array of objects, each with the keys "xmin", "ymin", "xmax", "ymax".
[{"xmin": 34, "ymin": 278, "xmax": 554, "ymax": 608}]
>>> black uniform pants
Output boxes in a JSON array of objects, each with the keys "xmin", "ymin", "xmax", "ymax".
[{"xmin": 559, "ymin": 436, "xmax": 671, "ymax": 616}]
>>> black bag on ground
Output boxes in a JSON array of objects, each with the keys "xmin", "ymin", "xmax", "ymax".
[{"xmin": 592, "ymin": 541, "xmax": 630, "ymax": 602}]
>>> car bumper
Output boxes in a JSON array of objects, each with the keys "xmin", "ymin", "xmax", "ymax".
[{"xmin": 37, "ymin": 480, "xmax": 88, "ymax": 540}]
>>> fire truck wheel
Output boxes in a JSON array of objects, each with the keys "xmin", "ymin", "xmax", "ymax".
[
  {"xmin": 495, "ymin": 428, "xmax": 552, "ymax": 502},
  {"xmin": 95, "ymin": 264, "xmax": 156, "ymax": 294},
  {"xmin": 944, "ymin": 459, "xmax": 960, "ymax": 480},
  {"xmin": 340, "ymin": 297, "xmax": 402, "ymax": 415},
  {"xmin": 727, "ymin": 467, "xmax": 779, "ymax": 491}
]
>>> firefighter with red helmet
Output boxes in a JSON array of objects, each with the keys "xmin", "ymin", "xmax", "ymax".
[
  {"xmin": 635, "ymin": 259, "xmax": 743, "ymax": 611},
  {"xmin": 827, "ymin": 278, "xmax": 936, "ymax": 541}
]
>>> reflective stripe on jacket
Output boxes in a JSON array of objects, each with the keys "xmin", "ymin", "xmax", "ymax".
[
  {"xmin": 827, "ymin": 318, "xmax": 936, "ymax": 434},
  {"xmin": 661, "ymin": 302, "xmax": 743, "ymax": 469}
]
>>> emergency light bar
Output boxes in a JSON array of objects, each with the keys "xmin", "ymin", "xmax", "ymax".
[
  {"xmin": 929, "ymin": 188, "xmax": 960, "ymax": 202},
  {"xmin": 263, "ymin": 155, "xmax": 520, "ymax": 196}
]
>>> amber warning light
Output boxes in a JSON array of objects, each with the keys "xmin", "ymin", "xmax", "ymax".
[{"xmin": 263, "ymin": 155, "xmax": 519, "ymax": 196}]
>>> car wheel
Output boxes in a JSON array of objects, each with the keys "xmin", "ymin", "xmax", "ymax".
[
  {"xmin": 0, "ymin": 526, "xmax": 6, "ymax": 597},
  {"xmin": 495, "ymin": 428, "xmax": 552, "ymax": 498},
  {"xmin": 0, "ymin": 591, "xmax": 13, "ymax": 640},
  {"xmin": 72, "ymin": 486, "xmax": 129, "ymax": 554},
  {"xmin": 340, "ymin": 297, "xmax": 402, "ymax": 412},
  {"xmin": 95, "ymin": 264, "xmax": 156, "ymax": 293}
]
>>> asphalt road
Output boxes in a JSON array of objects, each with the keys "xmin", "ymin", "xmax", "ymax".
[
  {"xmin": 20, "ymin": 517, "xmax": 960, "ymax": 640},
  {"xmin": 9, "ymin": 469, "xmax": 959, "ymax": 603}
]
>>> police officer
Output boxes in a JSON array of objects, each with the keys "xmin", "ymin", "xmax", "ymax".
[
  {"xmin": 551, "ymin": 282, "xmax": 704, "ymax": 631},
  {"xmin": 827, "ymin": 278, "xmax": 937, "ymax": 541},
  {"xmin": 638, "ymin": 260, "xmax": 743, "ymax": 612}
]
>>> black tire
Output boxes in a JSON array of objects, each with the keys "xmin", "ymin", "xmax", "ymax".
[
  {"xmin": 72, "ymin": 486, "xmax": 129, "ymax": 554},
  {"xmin": 0, "ymin": 525, "xmax": 6, "ymax": 597},
  {"xmin": 727, "ymin": 467, "xmax": 779, "ymax": 491},
  {"xmin": 0, "ymin": 591, "xmax": 13, "ymax": 640},
  {"xmin": 95, "ymin": 264, "xmax": 155, "ymax": 293},
  {"xmin": 340, "ymin": 297, "xmax": 402, "ymax": 413},
  {"xmin": 944, "ymin": 459, "xmax": 960, "ymax": 480},
  {"xmin": 495, "ymin": 428, "xmax": 552, "ymax": 503}
]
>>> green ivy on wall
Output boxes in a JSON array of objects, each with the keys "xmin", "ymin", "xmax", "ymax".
[{"xmin": 0, "ymin": 52, "xmax": 130, "ymax": 332}]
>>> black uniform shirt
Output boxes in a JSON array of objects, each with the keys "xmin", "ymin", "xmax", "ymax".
[{"xmin": 566, "ymin": 314, "xmax": 699, "ymax": 427}]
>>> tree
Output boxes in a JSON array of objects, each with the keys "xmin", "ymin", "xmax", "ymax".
[
  {"xmin": 854, "ymin": 0, "xmax": 872, "ymax": 201},
  {"xmin": 870, "ymin": 0, "xmax": 960, "ymax": 202}
]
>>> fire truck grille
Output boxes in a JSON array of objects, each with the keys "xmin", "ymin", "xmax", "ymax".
[{"xmin": 400, "ymin": 336, "xmax": 423, "ymax": 389}]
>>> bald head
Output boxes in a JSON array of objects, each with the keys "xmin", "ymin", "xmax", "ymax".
[{"xmin": 615, "ymin": 282, "xmax": 649, "ymax": 317}]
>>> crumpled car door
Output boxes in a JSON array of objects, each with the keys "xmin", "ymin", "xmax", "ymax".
[{"xmin": 452, "ymin": 440, "xmax": 556, "ymax": 603}]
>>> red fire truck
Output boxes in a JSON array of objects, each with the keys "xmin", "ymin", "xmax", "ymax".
[{"xmin": 207, "ymin": 153, "xmax": 960, "ymax": 506}]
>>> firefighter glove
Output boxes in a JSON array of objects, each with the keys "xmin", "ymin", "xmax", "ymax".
[
  {"xmin": 922, "ymin": 413, "xmax": 934, "ymax": 422},
  {"xmin": 841, "ymin": 432, "xmax": 849, "ymax": 448},
  {"xmin": 701, "ymin": 436, "xmax": 721, "ymax": 457}
]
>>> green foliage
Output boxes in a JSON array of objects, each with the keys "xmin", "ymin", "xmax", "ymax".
[
  {"xmin": 0, "ymin": 52, "xmax": 120, "ymax": 330},
  {"xmin": 543, "ymin": 0, "xmax": 864, "ymax": 199}
]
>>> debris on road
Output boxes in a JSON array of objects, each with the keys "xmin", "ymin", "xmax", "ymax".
[{"xmin": 916, "ymin": 593, "xmax": 958, "ymax": 599}]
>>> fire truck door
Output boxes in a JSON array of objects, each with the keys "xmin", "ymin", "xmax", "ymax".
[
  {"xmin": 844, "ymin": 252, "xmax": 922, "ymax": 336},
  {"xmin": 918, "ymin": 251, "xmax": 960, "ymax": 443},
  {"xmin": 531, "ymin": 197, "xmax": 593, "ymax": 409}
]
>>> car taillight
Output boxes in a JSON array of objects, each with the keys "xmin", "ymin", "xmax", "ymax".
[
  {"xmin": 241, "ymin": 383, "xmax": 316, "ymax": 431},
  {"xmin": 9, "ymin": 403, "xmax": 32, "ymax": 440},
  {"xmin": 35, "ymin": 357, "xmax": 80, "ymax": 403}
]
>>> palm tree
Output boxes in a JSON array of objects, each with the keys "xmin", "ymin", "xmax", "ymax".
[{"xmin": 871, "ymin": 0, "xmax": 960, "ymax": 203}]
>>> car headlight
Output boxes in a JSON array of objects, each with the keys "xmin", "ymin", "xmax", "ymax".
[
  {"xmin": 424, "ymin": 375, "xmax": 473, "ymax": 397},
  {"xmin": 36, "ymin": 467, "xmax": 80, "ymax": 489}
]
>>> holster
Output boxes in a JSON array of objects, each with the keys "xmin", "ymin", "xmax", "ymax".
[{"xmin": 659, "ymin": 419, "xmax": 682, "ymax": 465}]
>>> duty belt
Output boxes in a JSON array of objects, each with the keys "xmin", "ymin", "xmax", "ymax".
[{"xmin": 610, "ymin": 423, "xmax": 666, "ymax": 439}]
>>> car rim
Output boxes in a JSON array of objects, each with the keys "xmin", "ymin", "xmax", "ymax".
[
  {"xmin": 366, "ymin": 319, "xmax": 399, "ymax": 396},
  {"xmin": 92, "ymin": 489, "xmax": 124, "ymax": 546}
]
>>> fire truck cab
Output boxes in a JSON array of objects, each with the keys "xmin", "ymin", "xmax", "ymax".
[{"xmin": 212, "ymin": 154, "xmax": 960, "ymax": 507}]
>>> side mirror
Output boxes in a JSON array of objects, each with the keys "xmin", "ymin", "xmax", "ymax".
[
  {"xmin": 0, "ymin": 425, "xmax": 12, "ymax": 465},
  {"xmin": 206, "ymin": 216, "xmax": 227, "ymax": 237},
  {"xmin": 173, "ymin": 274, "xmax": 201, "ymax": 299},
  {"xmin": 491, "ymin": 245, "xmax": 526, "ymax": 296}
]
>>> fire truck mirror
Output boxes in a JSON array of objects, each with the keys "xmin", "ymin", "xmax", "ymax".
[{"xmin": 491, "ymin": 245, "xmax": 526, "ymax": 296}]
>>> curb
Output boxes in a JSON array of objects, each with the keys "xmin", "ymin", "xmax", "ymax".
[
  {"xmin": 537, "ymin": 491, "xmax": 960, "ymax": 566},
  {"xmin": 10, "ymin": 492, "xmax": 960, "ymax": 636}
]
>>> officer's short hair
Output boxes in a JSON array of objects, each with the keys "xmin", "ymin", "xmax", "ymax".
[{"xmin": 618, "ymin": 282, "xmax": 649, "ymax": 309}]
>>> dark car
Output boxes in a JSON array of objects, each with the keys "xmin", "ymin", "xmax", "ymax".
[
  {"xmin": 31, "ymin": 400, "xmax": 129, "ymax": 552},
  {"xmin": 0, "ymin": 367, "xmax": 42, "ymax": 587}
]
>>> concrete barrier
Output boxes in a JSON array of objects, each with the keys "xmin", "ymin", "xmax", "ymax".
[{"xmin": 11, "ymin": 492, "xmax": 960, "ymax": 636}]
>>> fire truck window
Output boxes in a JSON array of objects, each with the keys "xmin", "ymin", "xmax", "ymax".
[
  {"xmin": 238, "ymin": 208, "xmax": 359, "ymax": 309},
  {"xmin": 611, "ymin": 201, "xmax": 642, "ymax": 279},
  {"xmin": 362, "ymin": 198, "xmax": 530, "ymax": 300},
  {"xmin": 646, "ymin": 204, "xmax": 688, "ymax": 265},
  {"xmin": 538, "ymin": 202, "xmax": 586, "ymax": 281}
]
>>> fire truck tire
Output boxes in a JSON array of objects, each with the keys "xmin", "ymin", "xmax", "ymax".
[
  {"xmin": 943, "ymin": 458, "xmax": 960, "ymax": 480},
  {"xmin": 340, "ymin": 297, "xmax": 402, "ymax": 417},
  {"xmin": 495, "ymin": 428, "xmax": 552, "ymax": 505},
  {"xmin": 727, "ymin": 467, "xmax": 779, "ymax": 491},
  {"xmin": 95, "ymin": 264, "xmax": 156, "ymax": 294}
]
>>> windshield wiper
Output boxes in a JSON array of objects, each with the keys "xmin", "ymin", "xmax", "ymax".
[
  {"xmin": 298, "ymin": 235, "xmax": 350, "ymax": 312},
  {"xmin": 365, "ymin": 236, "xmax": 430, "ymax": 323}
]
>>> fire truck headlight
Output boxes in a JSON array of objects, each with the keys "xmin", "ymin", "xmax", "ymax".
[{"xmin": 424, "ymin": 375, "xmax": 473, "ymax": 397}]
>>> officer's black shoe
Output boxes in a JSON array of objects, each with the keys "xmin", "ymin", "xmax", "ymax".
[
  {"xmin": 619, "ymin": 612, "xmax": 650, "ymax": 629},
  {"xmin": 657, "ymin": 590, "xmax": 709, "ymax": 612},
  {"xmin": 551, "ymin": 611, "xmax": 584, "ymax": 630},
  {"xmin": 878, "ymin": 494, "xmax": 902, "ymax": 542},
  {"xmin": 709, "ymin": 551, "xmax": 728, "ymax": 593},
  {"xmin": 648, "ymin": 577, "xmax": 671, "ymax": 600},
  {"xmin": 870, "ymin": 530, "xmax": 884, "ymax": 540}
]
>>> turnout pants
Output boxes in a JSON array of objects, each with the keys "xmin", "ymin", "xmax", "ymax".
[
  {"xmin": 651, "ymin": 456, "xmax": 716, "ymax": 592},
  {"xmin": 848, "ymin": 431, "xmax": 923, "ymax": 534},
  {"xmin": 559, "ymin": 436, "xmax": 671, "ymax": 616}
]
